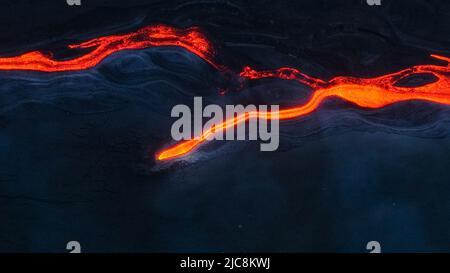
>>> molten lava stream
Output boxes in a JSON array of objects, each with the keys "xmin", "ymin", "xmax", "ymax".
[
  {"xmin": 1, "ymin": 24, "xmax": 449, "ymax": 161},
  {"xmin": 156, "ymin": 54, "xmax": 450, "ymax": 161},
  {"xmin": 0, "ymin": 25, "xmax": 217, "ymax": 72}
]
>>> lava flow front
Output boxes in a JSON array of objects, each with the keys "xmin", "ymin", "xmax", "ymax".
[{"xmin": 156, "ymin": 54, "xmax": 450, "ymax": 161}]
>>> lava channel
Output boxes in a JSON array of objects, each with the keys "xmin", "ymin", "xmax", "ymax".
[
  {"xmin": 0, "ymin": 25, "xmax": 217, "ymax": 72},
  {"xmin": 156, "ymin": 54, "xmax": 450, "ymax": 161},
  {"xmin": 0, "ymin": 25, "xmax": 449, "ymax": 162}
]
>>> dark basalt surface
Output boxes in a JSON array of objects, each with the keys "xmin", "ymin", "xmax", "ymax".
[{"xmin": 0, "ymin": 0, "xmax": 449, "ymax": 252}]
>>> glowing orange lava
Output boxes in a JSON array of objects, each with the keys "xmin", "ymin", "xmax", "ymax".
[
  {"xmin": 156, "ymin": 54, "xmax": 450, "ymax": 161},
  {"xmin": 1, "ymin": 24, "xmax": 449, "ymax": 161},
  {"xmin": 0, "ymin": 25, "xmax": 217, "ymax": 72}
]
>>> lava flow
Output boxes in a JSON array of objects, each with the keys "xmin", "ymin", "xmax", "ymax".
[
  {"xmin": 1, "ymin": 24, "xmax": 449, "ymax": 162},
  {"xmin": 0, "ymin": 25, "xmax": 217, "ymax": 72},
  {"xmin": 156, "ymin": 54, "xmax": 450, "ymax": 161}
]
